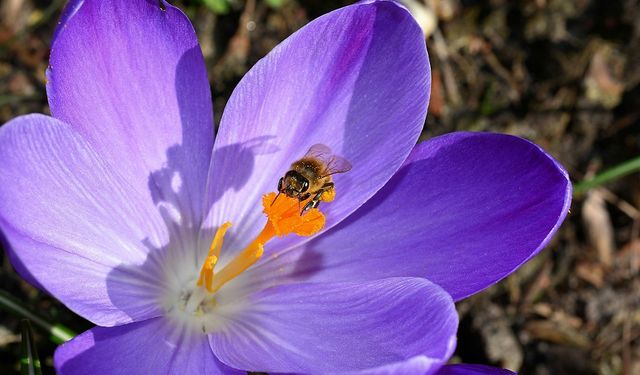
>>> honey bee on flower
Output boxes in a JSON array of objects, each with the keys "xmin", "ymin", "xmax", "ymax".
[{"xmin": 275, "ymin": 143, "xmax": 352, "ymax": 214}]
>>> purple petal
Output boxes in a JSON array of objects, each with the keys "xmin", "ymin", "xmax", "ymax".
[
  {"xmin": 203, "ymin": 0, "xmax": 429, "ymax": 255},
  {"xmin": 209, "ymin": 278, "xmax": 457, "ymax": 373},
  {"xmin": 253, "ymin": 132, "xmax": 571, "ymax": 301},
  {"xmin": 0, "ymin": 115, "xmax": 168, "ymax": 325},
  {"xmin": 55, "ymin": 317, "xmax": 243, "ymax": 375},
  {"xmin": 51, "ymin": 0, "xmax": 84, "ymax": 44},
  {"xmin": 437, "ymin": 364, "xmax": 517, "ymax": 375},
  {"xmin": 47, "ymin": 0, "xmax": 213, "ymax": 224},
  {"xmin": 351, "ymin": 356, "xmax": 445, "ymax": 375}
]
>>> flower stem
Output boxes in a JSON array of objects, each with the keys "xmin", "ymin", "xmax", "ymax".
[
  {"xmin": 0, "ymin": 290, "xmax": 76, "ymax": 344},
  {"xmin": 573, "ymin": 156, "xmax": 640, "ymax": 196}
]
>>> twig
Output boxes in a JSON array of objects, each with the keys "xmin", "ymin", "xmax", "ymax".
[{"xmin": 431, "ymin": 27, "xmax": 462, "ymax": 106}]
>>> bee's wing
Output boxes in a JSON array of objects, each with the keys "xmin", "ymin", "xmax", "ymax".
[
  {"xmin": 304, "ymin": 144, "xmax": 333, "ymax": 159},
  {"xmin": 324, "ymin": 155, "xmax": 352, "ymax": 176},
  {"xmin": 304, "ymin": 144, "xmax": 352, "ymax": 176}
]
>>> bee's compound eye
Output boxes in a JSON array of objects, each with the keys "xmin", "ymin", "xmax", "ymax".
[{"xmin": 301, "ymin": 180, "xmax": 309, "ymax": 192}]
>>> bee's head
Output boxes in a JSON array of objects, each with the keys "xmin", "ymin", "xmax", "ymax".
[{"xmin": 280, "ymin": 171, "xmax": 309, "ymax": 197}]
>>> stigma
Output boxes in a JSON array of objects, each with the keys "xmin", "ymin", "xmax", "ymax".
[{"xmin": 196, "ymin": 192, "xmax": 326, "ymax": 295}]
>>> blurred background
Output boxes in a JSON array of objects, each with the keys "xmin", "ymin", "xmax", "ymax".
[{"xmin": 0, "ymin": 0, "xmax": 638, "ymax": 374}]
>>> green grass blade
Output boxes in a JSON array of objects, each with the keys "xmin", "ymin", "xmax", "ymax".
[
  {"xmin": 0, "ymin": 290, "xmax": 76, "ymax": 344},
  {"xmin": 202, "ymin": 0, "xmax": 230, "ymax": 14},
  {"xmin": 20, "ymin": 320, "xmax": 42, "ymax": 375},
  {"xmin": 266, "ymin": 0, "xmax": 289, "ymax": 8},
  {"xmin": 573, "ymin": 155, "xmax": 640, "ymax": 195}
]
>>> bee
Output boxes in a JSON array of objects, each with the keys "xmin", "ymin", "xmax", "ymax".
[{"xmin": 276, "ymin": 144, "xmax": 352, "ymax": 214}]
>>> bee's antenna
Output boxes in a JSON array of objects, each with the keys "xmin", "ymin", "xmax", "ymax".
[{"xmin": 271, "ymin": 192, "xmax": 281, "ymax": 206}]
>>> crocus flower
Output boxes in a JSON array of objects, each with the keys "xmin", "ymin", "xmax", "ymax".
[{"xmin": 0, "ymin": 0, "xmax": 571, "ymax": 374}]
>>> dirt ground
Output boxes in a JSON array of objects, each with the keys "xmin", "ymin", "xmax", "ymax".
[{"xmin": 0, "ymin": 0, "xmax": 638, "ymax": 374}]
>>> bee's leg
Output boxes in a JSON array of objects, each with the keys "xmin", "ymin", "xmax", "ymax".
[
  {"xmin": 301, "ymin": 183, "xmax": 336, "ymax": 214},
  {"xmin": 301, "ymin": 200, "xmax": 317, "ymax": 215},
  {"xmin": 298, "ymin": 193, "xmax": 311, "ymax": 201},
  {"xmin": 301, "ymin": 191, "xmax": 323, "ymax": 215},
  {"xmin": 295, "ymin": 193, "xmax": 310, "ymax": 213}
]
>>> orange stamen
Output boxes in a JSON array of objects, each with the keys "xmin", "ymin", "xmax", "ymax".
[
  {"xmin": 262, "ymin": 192, "xmax": 326, "ymax": 237},
  {"xmin": 196, "ymin": 193, "xmax": 326, "ymax": 294},
  {"xmin": 197, "ymin": 222, "xmax": 231, "ymax": 292}
]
